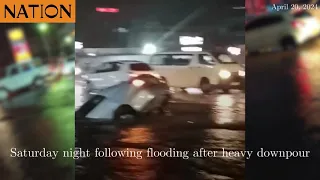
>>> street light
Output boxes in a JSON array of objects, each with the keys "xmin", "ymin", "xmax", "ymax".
[
  {"xmin": 64, "ymin": 36, "xmax": 73, "ymax": 44},
  {"xmin": 142, "ymin": 43, "xmax": 157, "ymax": 55},
  {"xmin": 37, "ymin": 23, "xmax": 49, "ymax": 33}
]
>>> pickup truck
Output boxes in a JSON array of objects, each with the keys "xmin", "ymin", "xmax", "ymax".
[{"xmin": 0, "ymin": 61, "xmax": 50, "ymax": 101}]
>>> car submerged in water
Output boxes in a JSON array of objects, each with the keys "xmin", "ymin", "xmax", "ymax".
[{"xmin": 76, "ymin": 74, "xmax": 171, "ymax": 124}]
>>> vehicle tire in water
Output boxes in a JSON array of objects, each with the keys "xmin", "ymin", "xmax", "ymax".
[
  {"xmin": 200, "ymin": 78, "xmax": 211, "ymax": 94},
  {"xmin": 114, "ymin": 105, "xmax": 137, "ymax": 125}
]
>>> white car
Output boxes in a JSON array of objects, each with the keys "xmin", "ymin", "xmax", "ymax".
[
  {"xmin": 0, "ymin": 62, "xmax": 48, "ymax": 101},
  {"xmin": 76, "ymin": 74, "xmax": 170, "ymax": 122},
  {"xmin": 149, "ymin": 52, "xmax": 245, "ymax": 93},
  {"xmin": 82, "ymin": 61, "xmax": 160, "ymax": 93},
  {"xmin": 246, "ymin": 10, "xmax": 320, "ymax": 53}
]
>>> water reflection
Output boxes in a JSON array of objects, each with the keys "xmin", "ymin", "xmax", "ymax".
[
  {"xmin": 213, "ymin": 94, "xmax": 244, "ymax": 125},
  {"xmin": 118, "ymin": 127, "xmax": 157, "ymax": 145},
  {"xmin": 216, "ymin": 95, "xmax": 234, "ymax": 107}
]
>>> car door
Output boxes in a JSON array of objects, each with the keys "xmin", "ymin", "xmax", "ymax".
[
  {"xmin": 169, "ymin": 54, "xmax": 195, "ymax": 87},
  {"xmin": 88, "ymin": 62, "xmax": 123, "ymax": 89},
  {"xmin": 194, "ymin": 53, "xmax": 219, "ymax": 85},
  {"xmin": 149, "ymin": 54, "xmax": 172, "ymax": 83},
  {"xmin": 149, "ymin": 54, "xmax": 187, "ymax": 87}
]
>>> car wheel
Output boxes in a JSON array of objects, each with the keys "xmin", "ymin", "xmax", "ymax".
[
  {"xmin": 114, "ymin": 105, "xmax": 137, "ymax": 125},
  {"xmin": 281, "ymin": 37, "xmax": 297, "ymax": 51},
  {"xmin": 200, "ymin": 78, "xmax": 211, "ymax": 94},
  {"xmin": 156, "ymin": 94, "xmax": 171, "ymax": 115}
]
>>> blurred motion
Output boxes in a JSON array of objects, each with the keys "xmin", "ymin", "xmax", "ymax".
[
  {"xmin": 149, "ymin": 51, "xmax": 245, "ymax": 94},
  {"xmin": 76, "ymin": 0, "xmax": 245, "ymax": 179},
  {"xmin": 0, "ymin": 24, "xmax": 74, "ymax": 180},
  {"xmin": 246, "ymin": 9, "xmax": 320, "ymax": 53},
  {"xmin": 246, "ymin": 2, "xmax": 320, "ymax": 180},
  {"xmin": 76, "ymin": 76, "xmax": 171, "ymax": 122},
  {"xmin": 81, "ymin": 61, "xmax": 160, "ymax": 93}
]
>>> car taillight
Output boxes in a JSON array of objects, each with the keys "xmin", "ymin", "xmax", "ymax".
[
  {"xmin": 291, "ymin": 21, "xmax": 304, "ymax": 29},
  {"xmin": 151, "ymin": 73, "xmax": 161, "ymax": 79},
  {"xmin": 132, "ymin": 79, "xmax": 145, "ymax": 87}
]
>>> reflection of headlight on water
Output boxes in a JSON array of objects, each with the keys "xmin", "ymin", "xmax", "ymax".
[
  {"xmin": 238, "ymin": 70, "xmax": 245, "ymax": 77},
  {"xmin": 219, "ymin": 70, "xmax": 231, "ymax": 79},
  {"xmin": 216, "ymin": 95, "xmax": 234, "ymax": 107}
]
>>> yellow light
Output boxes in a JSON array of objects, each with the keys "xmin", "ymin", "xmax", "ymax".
[{"xmin": 8, "ymin": 28, "xmax": 25, "ymax": 41}]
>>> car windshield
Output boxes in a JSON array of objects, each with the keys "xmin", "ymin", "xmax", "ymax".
[
  {"xmin": 150, "ymin": 54, "xmax": 193, "ymax": 66},
  {"xmin": 94, "ymin": 63, "xmax": 120, "ymax": 73},
  {"xmin": 214, "ymin": 54, "xmax": 237, "ymax": 64},
  {"xmin": 130, "ymin": 63, "xmax": 153, "ymax": 71}
]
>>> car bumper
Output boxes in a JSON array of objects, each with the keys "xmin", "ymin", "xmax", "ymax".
[{"xmin": 218, "ymin": 74, "xmax": 245, "ymax": 89}]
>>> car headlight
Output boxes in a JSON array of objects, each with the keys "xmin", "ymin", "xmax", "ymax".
[
  {"xmin": 219, "ymin": 70, "xmax": 231, "ymax": 79},
  {"xmin": 238, "ymin": 70, "xmax": 245, "ymax": 77}
]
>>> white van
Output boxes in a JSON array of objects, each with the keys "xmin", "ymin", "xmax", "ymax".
[{"xmin": 149, "ymin": 51, "xmax": 245, "ymax": 93}]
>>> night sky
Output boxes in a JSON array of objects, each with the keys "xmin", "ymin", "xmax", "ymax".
[{"xmin": 76, "ymin": 0, "xmax": 245, "ymax": 47}]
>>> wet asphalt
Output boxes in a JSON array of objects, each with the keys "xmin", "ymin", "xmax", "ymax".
[
  {"xmin": 246, "ymin": 36, "xmax": 320, "ymax": 180},
  {"xmin": 0, "ymin": 77, "xmax": 74, "ymax": 180},
  {"xmin": 75, "ymin": 80, "xmax": 245, "ymax": 180}
]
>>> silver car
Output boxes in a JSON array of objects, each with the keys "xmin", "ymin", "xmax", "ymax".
[{"xmin": 76, "ymin": 74, "xmax": 170, "ymax": 123}]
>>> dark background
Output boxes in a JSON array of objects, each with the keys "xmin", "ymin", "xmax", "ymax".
[
  {"xmin": 0, "ymin": 24, "xmax": 69, "ymax": 67},
  {"xmin": 76, "ymin": 0, "xmax": 245, "ymax": 48}
]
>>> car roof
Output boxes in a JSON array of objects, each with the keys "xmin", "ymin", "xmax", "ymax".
[
  {"xmin": 153, "ymin": 51, "xmax": 210, "ymax": 55},
  {"xmin": 105, "ymin": 60, "xmax": 145, "ymax": 64}
]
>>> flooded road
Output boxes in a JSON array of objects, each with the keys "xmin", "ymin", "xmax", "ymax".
[
  {"xmin": 0, "ymin": 77, "xmax": 74, "ymax": 180},
  {"xmin": 246, "ymin": 35, "xmax": 320, "ymax": 179},
  {"xmin": 76, "ymin": 87, "xmax": 245, "ymax": 180}
]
